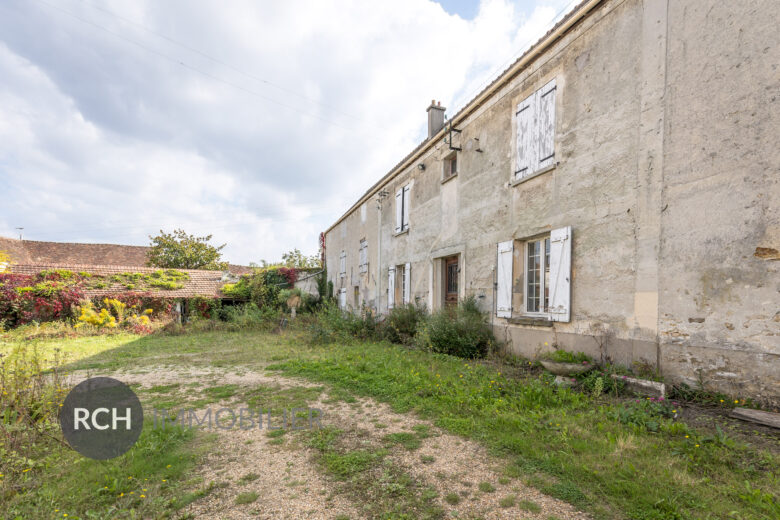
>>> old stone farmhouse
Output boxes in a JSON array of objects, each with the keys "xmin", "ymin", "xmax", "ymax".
[{"xmin": 323, "ymin": 0, "xmax": 779, "ymax": 404}]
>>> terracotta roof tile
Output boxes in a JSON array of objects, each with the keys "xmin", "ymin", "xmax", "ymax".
[{"xmin": 0, "ymin": 236, "xmax": 251, "ymax": 275}]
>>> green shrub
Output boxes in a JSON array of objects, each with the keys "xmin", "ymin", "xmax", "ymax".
[
  {"xmin": 414, "ymin": 296, "xmax": 494, "ymax": 358},
  {"xmin": 221, "ymin": 303, "xmax": 278, "ymax": 328},
  {"xmin": 607, "ymin": 397, "xmax": 677, "ymax": 432},
  {"xmin": 307, "ymin": 301, "xmax": 379, "ymax": 344},
  {"xmin": 540, "ymin": 349, "xmax": 592, "ymax": 363},
  {"xmin": 381, "ymin": 303, "xmax": 427, "ymax": 345}
]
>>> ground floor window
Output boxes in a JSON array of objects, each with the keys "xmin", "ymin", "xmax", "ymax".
[{"xmin": 525, "ymin": 237, "xmax": 550, "ymax": 313}]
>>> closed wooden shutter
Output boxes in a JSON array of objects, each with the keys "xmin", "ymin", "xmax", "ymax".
[
  {"xmin": 339, "ymin": 251, "xmax": 346, "ymax": 277},
  {"xmin": 496, "ymin": 241, "xmax": 513, "ymax": 317},
  {"xmin": 537, "ymin": 78, "xmax": 556, "ymax": 171},
  {"xmin": 403, "ymin": 262, "xmax": 411, "ymax": 304},
  {"xmin": 395, "ymin": 188, "xmax": 403, "ymax": 233},
  {"xmin": 402, "ymin": 185, "xmax": 410, "ymax": 231},
  {"xmin": 515, "ymin": 96, "xmax": 534, "ymax": 179},
  {"xmin": 338, "ymin": 288, "xmax": 347, "ymax": 310},
  {"xmin": 548, "ymin": 226, "xmax": 571, "ymax": 322},
  {"xmin": 359, "ymin": 240, "xmax": 367, "ymax": 273},
  {"xmin": 387, "ymin": 266, "xmax": 395, "ymax": 309}
]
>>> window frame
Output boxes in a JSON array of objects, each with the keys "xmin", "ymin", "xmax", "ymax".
[
  {"xmin": 523, "ymin": 236, "xmax": 551, "ymax": 317},
  {"xmin": 395, "ymin": 184, "xmax": 411, "ymax": 234},
  {"xmin": 442, "ymin": 152, "xmax": 458, "ymax": 182}
]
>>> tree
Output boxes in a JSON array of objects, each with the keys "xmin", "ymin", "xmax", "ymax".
[
  {"xmin": 146, "ymin": 229, "xmax": 228, "ymax": 270},
  {"xmin": 281, "ymin": 248, "xmax": 321, "ymax": 269}
]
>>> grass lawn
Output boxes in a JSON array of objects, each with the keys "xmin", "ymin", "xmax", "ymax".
[{"xmin": 1, "ymin": 329, "xmax": 778, "ymax": 519}]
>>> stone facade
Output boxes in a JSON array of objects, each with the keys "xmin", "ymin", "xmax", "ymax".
[{"xmin": 323, "ymin": 0, "xmax": 779, "ymax": 405}]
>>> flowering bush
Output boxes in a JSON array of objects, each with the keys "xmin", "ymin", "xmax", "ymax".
[
  {"xmin": 0, "ymin": 273, "xmax": 83, "ymax": 327},
  {"xmin": 75, "ymin": 298, "xmax": 155, "ymax": 332}
]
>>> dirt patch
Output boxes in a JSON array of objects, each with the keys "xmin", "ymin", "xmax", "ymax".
[{"xmin": 87, "ymin": 365, "xmax": 589, "ymax": 519}]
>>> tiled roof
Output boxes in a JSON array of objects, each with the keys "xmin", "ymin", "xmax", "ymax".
[
  {"xmin": 8, "ymin": 263, "xmax": 235, "ymax": 299},
  {"xmin": 0, "ymin": 236, "xmax": 251, "ymax": 275}
]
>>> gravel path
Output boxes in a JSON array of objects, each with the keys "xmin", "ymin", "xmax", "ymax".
[{"xmin": 90, "ymin": 366, "xmax": 589, "ymax": 520}]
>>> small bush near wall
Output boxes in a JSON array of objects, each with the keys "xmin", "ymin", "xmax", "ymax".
[
  {"xmin": 414, "ymin": 296, "xmax": 495, "ymax": 359},
  {"xmin": 382, "ymin": 303, "xmax": 428, "ymax": 345}
]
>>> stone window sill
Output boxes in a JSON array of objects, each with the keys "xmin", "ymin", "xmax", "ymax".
[
  {"xmin": 507, "ymin": 316, "xmax": 553, "ymax": 327},
  {"xmin": 441, "ymin": 173, "xmax": 458, "ymax": 185},
  {"xmin": 510, "ymin": 163, "xmax": 557, "ymax": 187},
  {"xmin": 393, "ymin": 228, "xmax": 409, "ymax": 238}
]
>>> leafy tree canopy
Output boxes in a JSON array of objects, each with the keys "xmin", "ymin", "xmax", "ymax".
[
  {"xmin": 251, "ymin": 248, "xmax": 321, "ymax": 269},
  {"xmin": 146, "ymin": 229, "xmax": 227, "ymax": 271}
]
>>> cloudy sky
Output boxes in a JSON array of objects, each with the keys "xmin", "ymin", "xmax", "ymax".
[{"xmin": 0, "ymin": 0, "xmax": 574, "ymax": 265}]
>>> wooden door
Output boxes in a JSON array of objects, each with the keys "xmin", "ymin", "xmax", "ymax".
[{"xmin": 444, "ymin": 256, "xmax": 458, "ymax": 307}]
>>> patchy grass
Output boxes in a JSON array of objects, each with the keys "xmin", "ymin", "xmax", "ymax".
[
  {"xmin": 271, "ymin": 340, "xmax": 780, "ymax": 520},
  {"xmin": 518, "ymin": 499, "xmax": 541, "ymax": 512},
  {"xmin": 478, "ymin": 481, "xmax": 496, "ymax": 493},
  {"xmin": 3, "ymin": 329, "xmax": 778, "ymax": 520},
  {"xmin": 234, "ymin": 491, "xmax": 259, "ymax": 505},
  {"xmin": 304, "ymin": 427, "xmax": 444, "ymax": 519},
  {"xmin": 0, "ymin": 423, "xmax": 213, "ymax": 519}
]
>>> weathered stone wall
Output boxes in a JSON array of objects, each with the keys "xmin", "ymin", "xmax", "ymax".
[
  {"xmin": 657, "ymin": 0, "xmax": 779, "ymax": 403},
  {"xmin": 324, "ymin": 0, "xmax": 779, "ymax": 405}
]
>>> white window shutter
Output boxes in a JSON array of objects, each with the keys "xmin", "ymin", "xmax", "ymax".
[
  {"xmin": 403, "ymin": 262, "xmax": 411, "ymax": 304},
  {"xmin": 402, "ymin": 185, "xmax": 411, "ymax": 231},
  {"xmin": 395, "ymin": 188, "xmax": 403, "ymax": 233},
  {"xmin": 538, "ymin": 78, "xmax": 556, "ymax": 171},
  {"xmin": 496, "ymin": 241, "xmax": 513, "ymax": 318},
  {"xmin": 548, "ymin": 226, "xmax": 571, "ymax": 322},
  {"xmin": 339, "ymin": 251, "xmax": 346, "ymax": 277},
  {"xmin": 387, "ymin": 266, "xmax": 395, "ymax": 309},
  {"xmin": 338, "ymin": 288, "xmax": 347, "ymax": 310},
  {"xmin": 515, "ymin": 96, "xmax": 534, "ymax": 179}
]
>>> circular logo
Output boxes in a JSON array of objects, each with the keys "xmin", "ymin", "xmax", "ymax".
[{"xmin": 59, "ymin": 377, "xmax": 143, "ymax": 460}]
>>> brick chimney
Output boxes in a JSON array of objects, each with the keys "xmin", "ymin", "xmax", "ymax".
[{"xmin": 426, "ymin": 100, "xmax": 446, "ymax": 138}]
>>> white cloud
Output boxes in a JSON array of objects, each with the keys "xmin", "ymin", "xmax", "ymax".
[{"xmin": 0, "ymin": 0, "xmax": 571, "ymax": 264}]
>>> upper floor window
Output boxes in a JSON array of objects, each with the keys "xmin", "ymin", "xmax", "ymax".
[
  {"xmin": 339, "ymin": 250, "xmax": 346, "ymax": 278},
  {"xmin": 443, "ymin": 152, "xmax": 458, "ymax": 181},
  {"xmin": 515, "ymin": 78, "xmax": 556, "ymax": 180},
  {"xmin": 358, "ymin": 239, "xmax": 368, "ymax": 273},
  {"xmin": 395, "ymin": 184, "xmax": 410, "ymax": 234}
]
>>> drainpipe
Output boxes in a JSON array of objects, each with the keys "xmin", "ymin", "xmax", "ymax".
[{"xmin": 376, "ymin": 195, "xmax": 382, "ymax": 315}]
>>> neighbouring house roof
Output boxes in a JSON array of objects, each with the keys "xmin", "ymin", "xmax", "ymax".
[
  {"xmin": 8, "ymin": 263, "xmax": 235, "ymax": 299},
  {"xmin": 324, "ymin": 0, "xmax": 602, "ymax": 235},
  {"xmin": 0, "ymin": 236, "xmax": 252, "ymax": 275}
]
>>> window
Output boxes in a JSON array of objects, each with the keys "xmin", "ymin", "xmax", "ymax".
[
  {"xmin": 338, "ymin": 288, "xmax": 347, "ymax": 310},
  {"xmin": 339, "ymin": 250, "xmax": 346, "ymax": 278},
  {"xmin": 395, "ymin": 184, "xmax": 410, "ymax": 233},
  {"xmin": 443, "ymin": 153, "xmax": 458, "ymax": 181},
  {"xmin": 393, "ymin": 263, "xmax": 411, "ymax": 305},
  {"xmin": 358, "ymin": 239, "xmax": 368, "ymax": 273},
  {"xmin": 515, "ymin": 78, "xmax": 556, "ymax": 180},
  {"xmin": 525, "ymin": 237, "xmax": 550, "ymax": 314},
  {"xmin": 494, "ymin": 226, "xmax": 571, "ymax": 322},
  {"xmin": 354, "ymin": 286, "xmax": 360, "ymax": 308}
]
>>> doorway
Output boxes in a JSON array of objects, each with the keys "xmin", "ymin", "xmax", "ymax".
[{"xmin": 444, "ymin": 255, "xmax": 459, "ymax": 307}]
